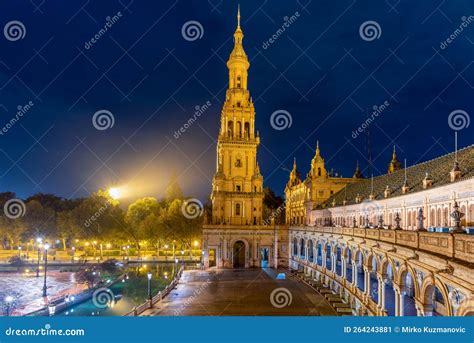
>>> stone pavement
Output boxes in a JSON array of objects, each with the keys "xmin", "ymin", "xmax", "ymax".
[{"xmin": 141, "ymin": 268, "xmax": 337, "ymax": 316}]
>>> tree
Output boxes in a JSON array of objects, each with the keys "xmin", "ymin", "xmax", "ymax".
[
  {"xmin": 125, "ymin": 197, "xmax": 160, "ymax": 258},
  {"xmin": 263, "ymin": 188, "xmax": 285, "ymax": 225}
]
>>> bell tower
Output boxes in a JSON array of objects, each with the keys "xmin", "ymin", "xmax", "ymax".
[{"xmin": 210, "ymin": 6, "xmax": 263, "ymax": 226}]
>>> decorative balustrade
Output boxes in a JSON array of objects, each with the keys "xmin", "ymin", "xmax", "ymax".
[{"xmin": 292, "ymin": 226, "xmax": 474, "ymax": 263}]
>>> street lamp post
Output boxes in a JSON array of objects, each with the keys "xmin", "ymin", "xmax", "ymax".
[
  {"xmin": 71, "ymin": 247, "xmax": 75, "ymax": 263},
  {"xmin": 5, "ymin": 296, "xmax": 13, "ymax": 316},
  {"xmin": 36, "ymin": 238, "xmax": 42, "ymax": 278},
  {"xmin": 42, "ymin": 243, "xmax": 50, "ymax": 297},
  {"xmin": 147, "ymin": 272, "xmax": 152, "ymax": 301},
  {"xmin": 164, "ymin": 244, "xmax": 169, "ymax": 261}
]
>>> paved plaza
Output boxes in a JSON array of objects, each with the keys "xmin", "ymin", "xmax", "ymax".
[
  {"xmin": 142, "ymin": 268, "xmax": 337, "ymax": 316},
  {"xmin": 0, "ymin": 271, "xmax": 85, "ymax": 315}
]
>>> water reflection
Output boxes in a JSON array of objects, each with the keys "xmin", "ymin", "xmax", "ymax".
[{"xmin": 59, "ymin": 262, "xmax": 179, "ymax": 316}]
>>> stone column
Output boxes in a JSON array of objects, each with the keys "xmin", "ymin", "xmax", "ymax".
[
  {"xmin": 322, "ymin": 250, "xmax": 327, "ymax": 269},
  {"xmin": 341, "ymin": 257, "xmax": 347, "ymax": 279},
  {"xmin": 352, "ymin": 260, "xmax": 357, "ymax": 286},
  {"xmin": 377, "ymin": 275, "xmax": 385, "ymax": 310},
  {"xmin": 394, "ymin": 288, "xmax": 400, "ymax": 316},
  {"xmin": 364, "ymin": 266, "xmax": 370, "ymax": 295},
  {"xmin": 399, "ymin": 291, "xmax": 405, "ymax": 316}
]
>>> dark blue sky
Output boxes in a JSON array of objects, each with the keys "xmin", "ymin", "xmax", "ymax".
[{"xmin": 0, "ymin": 0, "xmax": 473, "ymax": 202}]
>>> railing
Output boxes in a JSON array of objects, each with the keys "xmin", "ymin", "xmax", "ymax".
[
  {"xmin": 292, "ymin": 226, "xmax": 474, "ymax": 263},
  {"xmin": 124, "ymin": 265, "xmax": 184, "ymax": 316}
]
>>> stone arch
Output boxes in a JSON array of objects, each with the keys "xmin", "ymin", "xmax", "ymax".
[
  {"xmin": 420, "ymin": 276, "xmax": 452, "ymax": 316},
  {"xmin": 229, "ymin": 237, "xmax": 250, "ymax": 268},
  {"xmin": 292, "ymin": 237, "xmax": 298, "ymax": 256},
  {"xmin": 308, "ymin": 239, "xmax": 314, "ymax": 262},
  {"xmin": 397, "ymin": 264, "xmax": 419, "ymax": 299},
  {"xmin": 456, "ymin": 298, "xmax": 474, "ymax": 316},
  {"xmin": 299, "ymin": 238, "xmax": 305, "ymax": 258},
  {"xmin": 325, "ymin": 241, "xmax": 332, "ymax": 270}
]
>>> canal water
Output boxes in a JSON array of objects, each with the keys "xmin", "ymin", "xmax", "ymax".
[{"xmin": 59, "ymin": 262, "xmax": 182, "ymax": 316}]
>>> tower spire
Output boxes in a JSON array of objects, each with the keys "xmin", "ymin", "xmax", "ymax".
[{"xmin": 237, "ymin": 4, "xmax": 241, "ymax": 29}]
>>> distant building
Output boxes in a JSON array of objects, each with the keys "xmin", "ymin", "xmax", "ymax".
[{"xmin": 284, "ymin": 142, "xmax": 362, "ymax": 226}]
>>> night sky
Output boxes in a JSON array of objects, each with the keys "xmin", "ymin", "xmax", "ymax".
[{"xmin": 0, "ymin": 0, "xmax": 473, "ymax": 203}]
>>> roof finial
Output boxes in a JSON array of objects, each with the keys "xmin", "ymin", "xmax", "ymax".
[
  {"xmin": 237, "ymin": 4, "xmax": 241, "ymax": 29},
  {"xmin": 293, "ymin": 157, "xmax": 297, "ymax": 169}
]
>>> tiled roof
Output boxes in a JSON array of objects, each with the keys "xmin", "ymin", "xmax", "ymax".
[{"xmin": 321, "ymin": 144, "xmax": 474, "ymax": 208}]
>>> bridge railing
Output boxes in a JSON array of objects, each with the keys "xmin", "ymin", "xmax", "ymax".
[{"xmin": 124, "ymin": 265, "xmax": 184, "ymax": 316}]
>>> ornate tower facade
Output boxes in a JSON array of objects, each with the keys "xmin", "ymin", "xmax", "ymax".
[
  {"xmin": 210, "ymin": 7, "xmax": 264, "ymax": 226},
  {"xmin": 202, "ymin": 8, "xmax": 286, "ymax": 270}
]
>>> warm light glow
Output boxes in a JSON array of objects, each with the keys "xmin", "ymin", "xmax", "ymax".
[
  {"xmin": 85, "ymin": 242, "xmax": 90, "ymax": 246},
  {"xmin": 108, "ymin": 187, "xmax": 122, "ymax": 200},
  {"xmin": 106, "ymin": 244, "xmax": 111, "ymax": 248},
  {"xmin": 44, "ymin": 244, "xmax": 50, "ymax": 250},
  {"xmin": 193, "ymin": 240, "xmax": 199, "ymax": 247}
]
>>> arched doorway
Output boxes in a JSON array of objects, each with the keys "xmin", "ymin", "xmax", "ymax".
[{"xmin": 233, "ymin": 241, "xmax": 246, "ymax": 268}]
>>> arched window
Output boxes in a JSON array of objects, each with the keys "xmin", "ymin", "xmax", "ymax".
[
  {"xmin": 236, "ymin": 75, "xmax": 241, "ymax": 88},
  {"xmin": 244, "ymin": 122, "xmax": 250, "ymax": 139},
  {"xmin": 235, "ymin": 203, "xmax": 241, "ymax": 216},
  {"xmin": 318, "ymin": 167, "xmax": 322, "ymax": 176},
  {"xmin": 227, "ymin": 121, "xmax": 233, "ymax": 137},
  {"xmin": 293, "ymin": 238, "xmax": 298, "ymax": 256}
]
